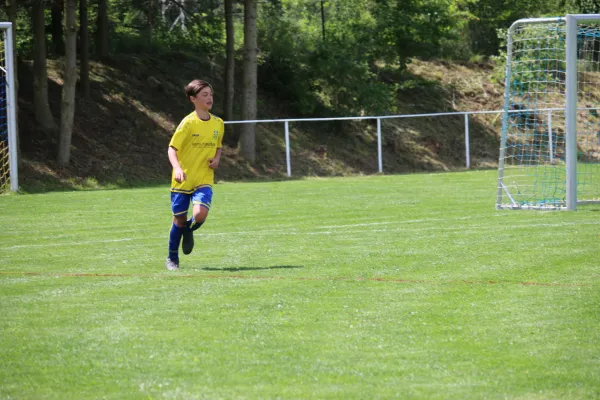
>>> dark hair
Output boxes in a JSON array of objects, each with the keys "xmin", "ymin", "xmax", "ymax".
[{"xmin": 185, "ymin": 79, "xmax": 213, "ymax": 98}]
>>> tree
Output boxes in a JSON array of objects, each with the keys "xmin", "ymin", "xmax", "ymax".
[
  {"xmin": 240, "ymin": 0, "xmax": 258, "ymax": 163},
  {"xmin": 96, "ymin": 0, "xmax": 109, "ymax": 59},
  {"xmin": 51, "ymin": 0, "xmax": 65, "ymax": 55},
  {"xmin": 257, "ymin": 0, "xmax": 397, "ymax": 116},
  {"xmin": 372, "ymin": 0, "xmax": 466, "ymax": 69},
  {"xmin": 32, "ymin": 0, "xmax": 57, "ymax": 132},
  {"xmin": 145, "ymin": 0, "xmax": 159, "ymax": 39},
  {"xmin": 80, "ymin": 0, "xmax": 91, "ymax": 98},
  {"xmin": 223, "ymin": 0, "xmax": 237, "ymax": 147},
  {"xmin": 161, "ymin": 0, "xmax": 191, "ymax": 31},
  {"xmin": 57, "ymin": 0, "xmax": 77, "ymax": 165},
  {"xmin": 466, "ymin": 0, "xmax": 564, "ymax": 56}
]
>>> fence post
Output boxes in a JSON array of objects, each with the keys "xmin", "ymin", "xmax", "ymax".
[
  {"xmin": 377, "ymin": 118, "xmax": 383, "ymax": 173},
  {"xmin": 464, "ymin": 113, "xmax": 470, "ymax": 169},
  {"xmin": 285, "ymin": 121, "xmax": 291, "ymax": 177}
]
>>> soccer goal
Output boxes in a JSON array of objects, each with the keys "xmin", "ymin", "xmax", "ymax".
[
  {"xmin": 0, "ymin": 22, "xmax": 17, "ymax": 193},
  {"xmin": 497, "ymin": 15, "xmax": 600, "ymax": 210}
]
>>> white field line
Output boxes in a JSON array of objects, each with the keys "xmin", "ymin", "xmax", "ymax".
[
  {"xmin": 0, "ymin": 218, "xmax": 468, "ymax": 249},
  {"xmin": 1, "ymin": 219, "xmax": 599, "ymax": 250}
]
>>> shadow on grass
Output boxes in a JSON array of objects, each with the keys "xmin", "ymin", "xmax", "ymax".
[{"xmin": 201, "ymin": 265, "xmax": 304, "ymax": 272}]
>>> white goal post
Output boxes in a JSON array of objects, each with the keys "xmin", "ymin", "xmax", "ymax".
[
  {"xmin": 0, "ymin": 22, "xmax": 17, "ymax": 193},
  {"xmin": 497, "ymin": 15, "xmax": 600, "ymax": 210}
]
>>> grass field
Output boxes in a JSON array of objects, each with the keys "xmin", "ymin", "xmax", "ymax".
[{"xmin": 1, "ymin": 170, "xmax": 599, "ymax": 399}]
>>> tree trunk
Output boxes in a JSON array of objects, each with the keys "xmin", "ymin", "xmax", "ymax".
[
  {"xmin": 79, "ymin": 0, "xmax": 91, "ymax": 98},
  {"xmin": 51, "ymin": 0, "xmax": 65, "ymax": 55},
  {"xmin": 223, "ymin": 0, "xmax": 237, "ymax": 147},
  {"xmin": 144, "ymin": 0, "xmax": 159, "ymax": 40},
  {"xmin": 32, "ymin": 0, "xmax": 57, "ymax": 132},
  {"xmin": 6, "ymin": 0, "xmax": 19, "ymax": 156},
  {"xmin": 57, "ymin": 0, "xmax": 77, "ymax": 166},
  {"xmin": 240, "ymin": 0, "xmax": 258, "ymax": 163},
  {"xmin": 96, "ymin": 0, "xmax": 110, "ymax": 59}
]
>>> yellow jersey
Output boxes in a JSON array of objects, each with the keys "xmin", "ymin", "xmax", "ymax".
[{"xmin": 169, "ymin": 111, "xmax": 224, "ymax": 193}]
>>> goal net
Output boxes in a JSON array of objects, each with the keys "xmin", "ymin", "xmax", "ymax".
[
  {"xmin": 0, "ymin": 22, "xmax": 17, "ymax": 193},
  {"xmin": 497, "ymin": 15, "xmax": 600, "ymax": 210}
]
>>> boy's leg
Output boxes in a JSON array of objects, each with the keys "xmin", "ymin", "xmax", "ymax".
[
  {"xmin": 189, "ymin": 186, "xmax": 213, "ymax": 230},
  {"xmin": 182, "ymin": 187, "xmax": 213, "ymax": 254},
  {"xmin": 167, "ymin": 222, "xmax": 184, "ymax": 268},
  {"xmin": 189, "ymin": 204, "xmax": 209, "ymax": 231},
  {"xmin": 168, "ymin": 192, "xmax": 190, "ymax": 268},
  {"xmin": 181, "ymin": 217, "xmax": 194, "ymax": 255}
]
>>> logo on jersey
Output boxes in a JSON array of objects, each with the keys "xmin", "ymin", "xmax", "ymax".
[
  {"xmin": 192, "ymin": 142, "xmax": 216, "ymax": 148},
  {"xmin": 213, "ymin": 130, "xmax": 219, "ymax": 139}
]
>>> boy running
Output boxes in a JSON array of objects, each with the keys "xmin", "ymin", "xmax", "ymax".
[{"xmin": 166, "ymin": 79, "xmax": 224, "ymax": 270}]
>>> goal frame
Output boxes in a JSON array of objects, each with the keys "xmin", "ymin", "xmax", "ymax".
[
  {"xmin": 497, "ymin": 14, "xmax": 600, "ymax": 210},
  {"xmin": 0, "ymin": 22, "xmax": 17, "ymax": 192}
]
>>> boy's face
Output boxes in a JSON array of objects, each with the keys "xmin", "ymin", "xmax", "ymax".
[{"xmin": 191, "ymin": 86, "xmax": 213, "ymax": 110}]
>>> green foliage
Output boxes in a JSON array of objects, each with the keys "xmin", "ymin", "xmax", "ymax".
[
  {"xmin": 465, "ymin": 0, "xmax": 565, "ymax": 56},
  {"xmin": 258, "ymin": 0, "xmax": 473, "ymax": 116},
  {"xmin": 309, "ymin": 41, "xmax": 398, "ymax": 115},
  {"xmin": 256, "ymin": 2, "xmax": 318, "ymax": 114},
  {"xmin": 565, "ymin": 0, "xmax": 600, "ymax": 13},
  {"xmin": 490, "ymin": 28, "xmax": 509, "ymax": 84},
  {"xmin": 111, "ymin": 23, "xmax": 223, "ymax": 55},
  {"xmin": 373, "ymin": 0, "xmax": 472, "ymax": 68},
  {"xmin": 259, "ymin": 0, "xmax": 398, "ymax": 116},
  {"xmin": 0, "ymin": 4, "xmax": 34, "ymax": 57},
  {"xmin": 109, "ymin": 0, "xmax": 224, "ymax": 55},
  {"xmin": 10, "ymin": 0, "xmax": 581, "ymax": 130}
]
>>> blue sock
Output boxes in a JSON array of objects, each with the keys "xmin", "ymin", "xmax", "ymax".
[
  {"xmin": 168, "ymin": 222, "xmax": 184, "ymax": 262},
  {"xmin": 187, "ymin": 216, "xmax": 204, "ymax": 232}
]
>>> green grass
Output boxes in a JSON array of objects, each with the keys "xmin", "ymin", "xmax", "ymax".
[{"xmin": 1, "ymin": 170, "xmax": 599, "ymax": 399}]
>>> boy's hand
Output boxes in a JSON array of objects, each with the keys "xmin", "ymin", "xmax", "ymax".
[
  {"xmin": 208, "ymin": 157, "xmax": 220, "ymax": 169},
  {"xmin": 174, "ymin": 167, "xmax": 186, "ymax": 183}
]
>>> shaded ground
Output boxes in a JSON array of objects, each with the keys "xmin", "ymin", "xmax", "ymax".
[{"xmin": 15, "ymin": 55, "xmax": 503, "ymax": 193}]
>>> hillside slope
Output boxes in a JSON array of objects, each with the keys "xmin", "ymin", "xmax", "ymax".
[{"xmin": 15, "ymin": 54, "xmax": 504, "ymax": 193}]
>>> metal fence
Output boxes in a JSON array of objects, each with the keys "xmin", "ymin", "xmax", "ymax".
[{"xmin": 225, "ymin": 109, "xmax": 511, "ymax": 177}]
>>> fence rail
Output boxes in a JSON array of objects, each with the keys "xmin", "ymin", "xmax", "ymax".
[{"xmin": 224, "ymin": 107, "xmax": 568, "ymax": 177}]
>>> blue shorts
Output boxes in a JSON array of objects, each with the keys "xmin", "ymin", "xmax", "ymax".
[{"xmin": 171, "ymin": 186, "xmax": 213, "ymax": 216}]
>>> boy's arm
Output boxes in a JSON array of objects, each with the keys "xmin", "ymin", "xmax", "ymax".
[
  {"xmin": 208, "ymin": 148, "xmax": 222, "ymax": 169},
  {"xmin": 209, "ymin": 119, "xmax": 225, "ymax": 170},
  {"xmin": 168, "ymin": 146, "xmax": 186, "ymax": 183}
]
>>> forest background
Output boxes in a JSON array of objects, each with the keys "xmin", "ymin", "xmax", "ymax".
[{"xmin": 2, "ymin": 0, "xmax": 597, "ymax": 192}]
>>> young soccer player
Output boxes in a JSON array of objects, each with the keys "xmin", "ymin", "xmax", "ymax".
[{"xmin": 166, "ymin": 79, "xmax": 224, "ymax": 270}]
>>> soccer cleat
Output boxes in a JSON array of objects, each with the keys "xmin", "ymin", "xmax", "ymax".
[
  {"xmin": 165, "ymin": 258, "xmax": 179, "ymax": 271},
  {"xmin": 181, "ymin": 226, "xmax": 194, "ymax": 255}
]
